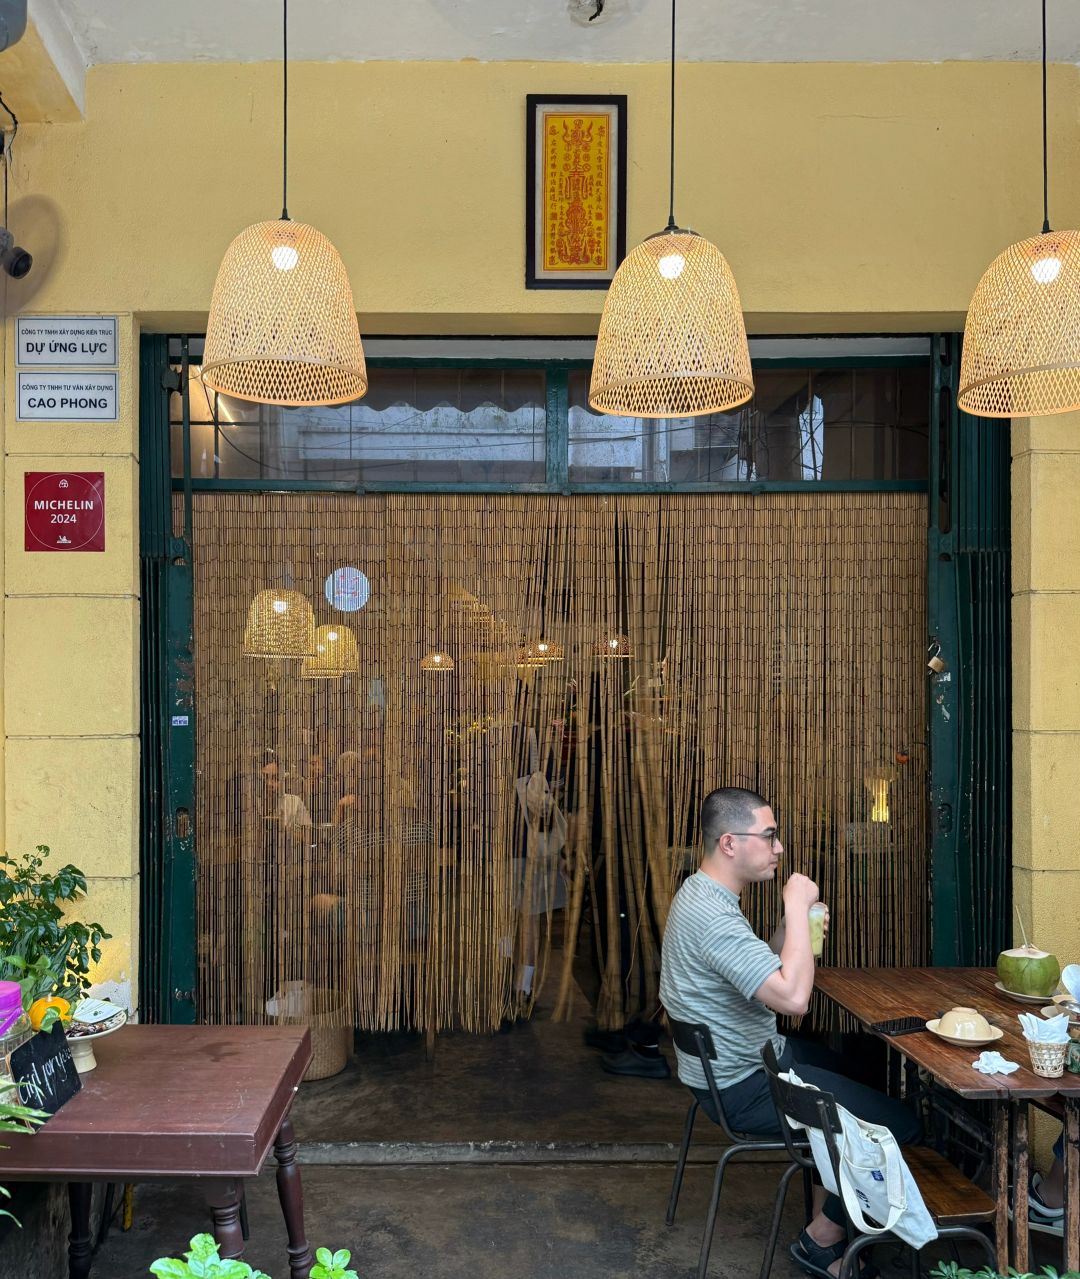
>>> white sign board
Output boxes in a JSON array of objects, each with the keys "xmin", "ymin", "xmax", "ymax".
[
  {"xmin": 17, "ymin": 372, "xmax": 119, "ymax": 422},
  {"xmin": 17, "ymin": 316, "xmax": 118, "ymax": 366}
]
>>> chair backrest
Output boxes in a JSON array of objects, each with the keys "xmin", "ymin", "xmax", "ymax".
[
  {"xmin": 761, "ymin": 1041, "xmax": 845, "ymax": 1186},
  {"xmin": 665, "ymin": 1015, "xmax": 741, "ymax": 1139}
]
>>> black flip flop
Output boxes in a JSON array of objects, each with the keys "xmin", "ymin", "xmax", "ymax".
[{"xmin": 790, "ymin": 1231, "xmax": 879, "ymax": 1279}]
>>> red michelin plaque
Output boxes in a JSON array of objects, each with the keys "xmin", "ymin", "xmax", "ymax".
[{"xmin": 24, "ymin": 472, "xmax": 105, "ymax": 552}]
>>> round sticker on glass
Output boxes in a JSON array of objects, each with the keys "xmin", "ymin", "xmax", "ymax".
[{"xmin": 325, "ymin": 567, "xmax": 370, "ymax": 613}]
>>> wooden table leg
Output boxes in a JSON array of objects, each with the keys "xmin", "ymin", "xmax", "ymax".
[
  {"xmin": 1012, "ymin": 1100, "xmax": 1030, "ymax": 1273},
  {"xmin": 274, "ymin": 1116, "xmax": 314, "ymax": 1279},
  {"xmin": 1063, "ymin": 1097, "xmax": 1080, "ymax": 1273},
  {"xmin": 992, "ymin": 1102, "xmax": 1010, "ymax": 1274},
  {"xmin": 68, "ymin": 1182, "xmax": 94, "ymax": 1279},
  {"xmin": 205, "ymin": 1178, "xmax": 245, "ymax": 1259}
]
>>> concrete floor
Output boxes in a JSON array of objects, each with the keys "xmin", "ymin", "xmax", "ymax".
[
  {"xmin": 292, "ymin": 1001, "xmax": 689, "ymax": 1148},
  {"xmin": 94, "ymin": 1161, "xmax": 916, "ymax": 1279}
]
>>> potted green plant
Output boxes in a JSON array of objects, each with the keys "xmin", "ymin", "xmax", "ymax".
[
  {"xmin": 0, "ymin": 1080, "xmax": 48, "ymax": 1224},
  {"xmin": 0, "ymin": 846, "xmax": 111, "ymax": 1021},
  {"xmin": 150, "ymin": 1235, "xmax": 358, "ymax": 1278}
]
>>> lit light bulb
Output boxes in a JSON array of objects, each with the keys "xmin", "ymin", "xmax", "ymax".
[
  {"xmin": 272, "ymin": 598, "xmax": 289, "ymax": 614},
  {"xmin": 609, "ymin": 639, "xmax": 619, "ymax": 650},
  {"xmin": 326, "ymin": 630, "xmax": 339, "ymax": 642},
  {"xmin": 1031, "ymin": 255, "xmax": 1062, "ymax": 285},
  {"xmin": 658, "ymin": 252, "xmax": 686, "ymax": 280},
  {"xmin": 271, "ymin": 244, "xmax": 299, "ymax": 271}
]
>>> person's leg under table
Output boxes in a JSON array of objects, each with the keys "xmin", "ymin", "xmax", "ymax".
[
  {"xmin": 274, "ymin": 1115, "xmax": 314, "ymax": 1279},
  {"xmin": 67, "ymin": 1181, "xmax": 94, "ymax": 1279}
]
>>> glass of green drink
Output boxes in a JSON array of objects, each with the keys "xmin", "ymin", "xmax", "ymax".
[{"xmin": 808, "ymin": 902, "xmax": 827, "ymax": 959}]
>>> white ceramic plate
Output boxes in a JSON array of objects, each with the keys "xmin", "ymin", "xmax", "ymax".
[
  {"xmin": 926, "ymin": 1019, "xmax": 1004, "ymax": 1047},
  {"xmin": 994, "ymin": 980, "xmax": 1055, "ymax": 1004},
  {"xmin": 66, "ymin": 1008, "xmax": 127, "ymax": 1040},
  {"xmin": 1043, "ymin": 1003, "xmax": 1080, "ymax": 1026}
]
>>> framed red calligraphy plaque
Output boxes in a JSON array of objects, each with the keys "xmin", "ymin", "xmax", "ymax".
[
  {"xmin": 526, "ymin": 94, "xmax": 627, "ymax": 289},
  {"xmin": 24, "ymin": 472, "xmax": 106, "ymax": 552}
]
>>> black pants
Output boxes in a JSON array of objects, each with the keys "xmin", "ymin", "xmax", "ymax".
[{"xmin": 693, "ymin": 1037, "xmax": 922, "ymax": 1228}]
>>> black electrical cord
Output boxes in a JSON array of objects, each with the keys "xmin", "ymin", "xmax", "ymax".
[
  {"xmin": 281, "ymin": 0, "xmax": 289, "ymax": 220},
  {"xmin": 1041, "ymin": 0, "xmax": 1050, "ymax": 233},
  {"xmin": 666, "ymin": 0, "xmax": 676, "ymax": 230},
  {"xmin": 0, "ymin": 88, "xmax": 17, "ymax": 229}
]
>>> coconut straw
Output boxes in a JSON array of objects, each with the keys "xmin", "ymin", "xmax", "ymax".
[{"xmin": 1015, "ymin": 903, "xmax": 1031, "ymax": 949}]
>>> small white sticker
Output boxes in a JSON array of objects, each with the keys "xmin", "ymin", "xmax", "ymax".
[{"xmin": 171, "ymin": 715, "xmax": 189, "ymax": 727}]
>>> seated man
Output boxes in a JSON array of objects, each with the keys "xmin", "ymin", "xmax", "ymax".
[{"xmin": 659, "ymin": 786, "xmax": 921, "ymax": 1279}]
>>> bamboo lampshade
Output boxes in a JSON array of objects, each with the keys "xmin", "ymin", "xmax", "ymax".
[
  {"xmin": 420, "ymin": 650, "xmax": 455, "ymax": 672},
  {"xmin": 959, "ymin": 228, "xmax": 1080, "ymax": 417},
  {"xmin": 589, "ymin": 230, "xmax": 753, "ymax": 419},
  {"xmin": 594, "ymin": 632, "xmax": 634, "ymax": 658},
  {"xmin": 202, "ymin": 219, "xmax": 368, "ymax": 408},
  {"xmin": 530, "ymin": 640, "xmax": 564, "ymax": 663},
  {"xmin": 301, "ymin": 624, "xmax": 359, "ymax": 679},
  {"xmin": 242, "ymin": 588, "xmax": 316, "ymax": 658}
]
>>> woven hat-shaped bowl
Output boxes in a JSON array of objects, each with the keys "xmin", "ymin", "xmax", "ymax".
[
  {"xmin": 243, "ymin": 589, "xmax": 316, "ymax": 658},
  {"xmin": 301, "ymin": 624, "xmax": 359, "ymax": 679},
  {"xmin": 959, "ymin": 228, "xmax": 1080, "ymax": 418},
  {"xmin": 593, "ymin": 632, "xmax": 634, "ymax": 659},
  {"xmin": 590, "ymin": 230, "xmax": 753, "ymax": 419},
  {"xmin": 202, "ymin": 219, "xmax": 368, "ymax": 408},
  {"xmin": 420, "ymin": 650, "xmax": 455, "ymax": 672}
]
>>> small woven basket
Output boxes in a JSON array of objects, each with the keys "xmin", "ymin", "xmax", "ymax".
[
  {"xmin": 1027, "ymin": 1039, "xmax": 1068, "ymax": 1079},
  {"xmin": 277, "ymin": 988, "xmax": 351, "ymax": 1082}
]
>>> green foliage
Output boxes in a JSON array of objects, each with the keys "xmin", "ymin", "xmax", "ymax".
[
  {"xmin": 931, "ymin": 1264, "xmax": 1080, "ymax": 1279},
  {"xmin": 0, "ymin": 846, "xmax": 111, "ymax": 1005},
  {"xmin": 0, "ymin": 1079, "xmax": 48, "ymax": 1224},
  {"xmin": 149, "ymin": 1235, "xmax": 357, "ymax": 1279}
]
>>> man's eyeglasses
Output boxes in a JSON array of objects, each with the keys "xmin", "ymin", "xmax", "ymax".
[{"xmin": 728, "ymin": 829, "xmax": 780, "ymax": 850}]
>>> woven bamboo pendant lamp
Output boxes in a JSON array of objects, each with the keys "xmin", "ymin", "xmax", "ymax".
[
  {"xmin": 243, "ymin": 589, "xmax": 316, "ymax": 658},
  {"xmin": 420, "ymin": 651, "xmax": 455, "ymax": 672},
  {"xmin": 301, "ymin": 624, "xmax": 359, "ymax": 678},
  {"xmin": 201, "ymin": 1, "xmax": 366, "ymax": 408},
  {"xmin": 594, "ymin": 633, "xmax": 634, "ymax": 659},
  {"xmin": 959, "ymin": 0, "xmax": 1080, "ymax": 418},
  {"xmin": 589, "ymin": 0, "xmax": 752, "ymax": 419}
]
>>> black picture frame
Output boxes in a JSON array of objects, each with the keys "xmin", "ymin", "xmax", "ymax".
[{"xmin": 525, "ymin": 93, "xmax": 627, "ymax": 290}]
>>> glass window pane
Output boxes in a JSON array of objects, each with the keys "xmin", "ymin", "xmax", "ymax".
[
  {"xmin": 568, "ymin": 366, "xmax": 929, "ymax": 483},
  {"xmin": 171, "ymin": 367, "xmax": 547, "ymax": 484}
]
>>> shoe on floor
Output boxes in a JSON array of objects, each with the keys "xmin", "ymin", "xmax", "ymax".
[
  {"xmin": 600, "ymin": 1047, "xmax": 671, "ymax": 1079},
  {"xmin": 584, "ymin": 1027, "xmax": 628, "ymax": 1054},
  {"xmin": 1029, "ymin": 1172, "xmax": 1065, "ymax": 1221}
]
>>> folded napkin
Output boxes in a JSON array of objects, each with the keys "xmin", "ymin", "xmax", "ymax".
[
  {"xmin": 972, "ymin": 1050, "xmax": 1019, "ymax": 1075},
  {"xmin": 1019, "ymin": 1010, "xmax": 1070, "ymax": 1043},
  {"xmin": 1063, "ymin": 963, "xmax": 1080, "ymax": 1004}
]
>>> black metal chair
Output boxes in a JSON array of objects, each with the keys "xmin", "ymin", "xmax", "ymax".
[
  {"xmin": 665, "ymin": 1017, "xmax": 813, "ymax": 1279},
  {"xmin": 760, "ymin": 1041, "xmax": 998, "ymax": 1279}
]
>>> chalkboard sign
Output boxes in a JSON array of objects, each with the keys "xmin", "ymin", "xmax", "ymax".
[{"xmin": 8, "ymin": 1025, "xmax": 82, "ymax": 1119}]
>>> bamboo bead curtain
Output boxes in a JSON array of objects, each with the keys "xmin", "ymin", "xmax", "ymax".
[{"xmin": 188, "ymin": 491, "xmax": 927, "ymax": 1032}]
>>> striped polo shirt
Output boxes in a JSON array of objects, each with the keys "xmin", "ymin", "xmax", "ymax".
[{"xmin": 659, "ymin": 870, "xmax": 786, "ymax": 1089}]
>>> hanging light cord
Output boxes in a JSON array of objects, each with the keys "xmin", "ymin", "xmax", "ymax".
[
  {"xmin": 1041, "ymin": 0, "xmax": 1050, "ymax": 234},
  {"xmin": 665, "ymin": 0, "xmax": 675, "ymax": 230},
  {"xmin": 281, "ymin": 0, "xmax": 289, "ymax": 220}
]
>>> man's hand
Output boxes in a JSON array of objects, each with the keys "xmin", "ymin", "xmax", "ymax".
[{"xmin": 782, "ymin": 872, "xmax": 819, "ymax": 913}]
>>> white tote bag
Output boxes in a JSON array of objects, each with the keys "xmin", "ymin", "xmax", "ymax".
[{"xmin": 784, "ymin": 1068, "xmax": 938, "ymax": 1251}]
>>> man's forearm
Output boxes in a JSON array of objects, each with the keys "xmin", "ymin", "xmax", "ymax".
[{"xmin": 769, "ymin": 919, "xmax": 786, "ymax": 955}]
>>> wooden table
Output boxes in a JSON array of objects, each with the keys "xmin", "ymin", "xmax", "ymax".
[
  {"xmin": 815, "ymin": 967, "xmax": 1079, "ymax": 1273},
  {"xmin": 0, "ymin": 1024, "xmax": 314, "ymax": 1279}
]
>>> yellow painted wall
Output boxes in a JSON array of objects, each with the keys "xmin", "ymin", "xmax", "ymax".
[{"xmin": 1, "ymin": 56, "xmax": 1079, "ymax": 1015}]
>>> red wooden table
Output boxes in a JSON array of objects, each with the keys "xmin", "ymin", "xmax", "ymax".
[
  {"xmin": 0, "ymin": 1024, "xmax": 313, "ymax": 1278},
  {"xmin": 815, "ymin": 967, "xmax": 1080, "ymax": 1273}
]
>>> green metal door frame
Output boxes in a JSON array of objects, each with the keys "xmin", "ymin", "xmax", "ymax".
[
  {"xmin": 138, "ymin": 335, "xmax": 197, "ymax": 1023},
  {"xmin": 928, "ymin": 334, "xmax": 1012, "ymax": 965},
  {"xmin": 139, "ymin": 333, "xmax": 1005, "ymax": 1020}
]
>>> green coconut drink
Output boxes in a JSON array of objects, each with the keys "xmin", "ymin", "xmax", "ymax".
[{"xmin": 997, "ymin": 945, "xmax": 1061, "ymax": 998}]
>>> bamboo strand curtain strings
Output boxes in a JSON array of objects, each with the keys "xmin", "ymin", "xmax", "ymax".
[{"xmin": 186, "ymin": 491, "xmax": 927, "ymax": 1034}]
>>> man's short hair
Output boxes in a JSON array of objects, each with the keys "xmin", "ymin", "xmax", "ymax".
[{"xmin": 701, "ymin": 787, "xmax": 769, "ymax": 852}]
